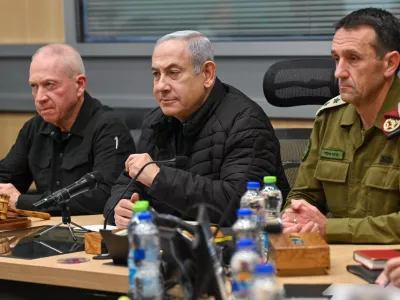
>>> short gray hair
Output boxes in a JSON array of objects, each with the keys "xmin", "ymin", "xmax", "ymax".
[
  {"xmin": 155, "ymin": 31, "xmax": 214, "ymax": 73},
  {"xmin": 32, "ymin": 43, "xmax": 85, "ymax": 77}
]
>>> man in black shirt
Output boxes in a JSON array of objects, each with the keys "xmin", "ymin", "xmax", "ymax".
[{"xmin": 0, "ymin": 44, "xmax": 135, "ymax": 215}]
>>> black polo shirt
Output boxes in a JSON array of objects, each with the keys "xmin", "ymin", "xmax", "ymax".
[{"xmin": 0, "ymin": 92, "xmax": 136, "ymax": 215}]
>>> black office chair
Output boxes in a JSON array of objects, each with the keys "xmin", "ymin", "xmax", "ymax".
[
  {"xmin": 263, "ymin": 58, "xmax": 339, "ymax": 188},
  {"xmin": 112, "ymin": 107, "xmax": 153, "ymax": 145}
]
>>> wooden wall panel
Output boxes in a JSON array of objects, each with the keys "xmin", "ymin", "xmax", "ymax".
[
  {"xmin": 0, "ymin": 113, "xmax": 35, "ymax": 159},
  {"xmin": 0, "ymin": 0, "xmax": 64, "ymax": 44}
]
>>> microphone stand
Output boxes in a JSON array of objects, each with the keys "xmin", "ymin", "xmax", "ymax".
[
  {"xmin": 34, "ymin": 193, "xmax": 89, "ymax": 241},
  {"xmin": 95, "ymin": 158, "xmax": 177, "ymax": 260}
]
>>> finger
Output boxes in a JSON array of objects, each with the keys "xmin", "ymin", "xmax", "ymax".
[
  {"xmin": 282, "ymin": 208, "xmax": 295, "ymax": 217},
  {"xmin": 388, "ymin": 265, "xmax": 400, "ymax": 286},
  {"xmin": 114, "ymin": 214, "xmax": 130, "ymax": 229},
  {"xmin": 282, "ymin": 221, "xmax": 297, "ymax": 228},
  {"xmin": 125, "ymin": 155, "xmax": 137, "ymax": 172},
  {"xmin": 115, "ymin": 200, "xmax": 134, "ymax": 218},
  {"xmin": 130, "ymin": 193, "xmax": 140, "ymax": 203},
  {"xmin": 376, "ymin": 271, "xmax": 389, "ymax": 286},
  {"xmin": 310, "ymin": 223, "xmax": 319, "ymax": 233},
  {"xmin": 385, "ymin": 257, "xmax": 400, "ymax": 274},
  {"xmin": 283, "ymin": 224, "xmax": 301, "ymax": 234},
  {"xmin": 290, "ymin": 199, "xmax": 304, "ymax": 211},
  {"xmin": 299, "ymin": 221, "xmax": 314, "ymax": 233}
]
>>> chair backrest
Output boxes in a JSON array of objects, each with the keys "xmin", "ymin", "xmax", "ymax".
[
  {"xmin": 264, "ymin": 58, "xmax": 338, "ymax": 188},
  {"xmin": 263, "ymin": 58, "xmax": 339, "ymax": 107},
  {"xmin": 112, "ymin": 107, "xmax": 153, "ymax": 145},
  {"xmin": 275, "ymin": 128, "xmax": 312, "ymax": 189}
]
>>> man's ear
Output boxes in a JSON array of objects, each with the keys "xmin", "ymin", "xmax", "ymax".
[
  {"xmin": 75, "ymin": 74, "xmax": 87, "ymax": 98},
  {"xmin": 383, "ymin": 51, "xmax": 400, "ymax": 78},
  {"xmin": 202, "ymin": 61, "xmax": 216, "ymax": 88}
]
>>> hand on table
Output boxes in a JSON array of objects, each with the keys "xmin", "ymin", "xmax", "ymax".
[
  {"xmin": 281, "ymin": 199, "xmax": 327, "ymax": 238},
  {"xmin": 0, "ymin": 183, "xmax": 20, "ymax": 208}
]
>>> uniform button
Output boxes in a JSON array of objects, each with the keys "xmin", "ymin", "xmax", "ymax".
[
  {"xmin": 50, "ymin": 131, "xmax": 55, "ymax": 136},
  {"xmin": 59, "ymin": 153, "xmax": 63, "ymax": 158},
  {"xmin": 56, "ymin": 181, "xmax": 60, "ymax": 186}
]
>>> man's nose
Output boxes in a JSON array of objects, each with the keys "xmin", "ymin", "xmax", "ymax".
[
  {"xmin": 334, "ymin": 60, "xmax": 349, "ymax": 79},
  {"xmin": 155, "ymin": 74, "xmax": 171, "ymax": 92},
  {"xmin": 35, "ymin": 87, "xmax": 48, "ymax": 102}
]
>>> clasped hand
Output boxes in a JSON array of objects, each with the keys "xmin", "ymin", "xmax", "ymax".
[
  {"xmin": 281, "ymin": 199, "xmax": 327, "ymax": 238},
  {"xmin": 125, "ymin": 153, "xmax": 160, "ymax": 187}
]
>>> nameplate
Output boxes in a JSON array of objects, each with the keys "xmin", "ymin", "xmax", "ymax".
[{"xmin": 320, "ymin": 148, "xmax": 344, "ymax": 160}]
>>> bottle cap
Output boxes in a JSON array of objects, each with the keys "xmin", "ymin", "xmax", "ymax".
[
  {"xmin": 236, "ymin": 238, "xmax": 255, "ymax": 248},
  {"xmin": 254, "ymin": 263, "xmax": 275, "ymax": 274},
  {"xmin": 247, "ymin": 181, "xmax": 260, "ymax": 189},
  {"xmin": 138, "ymin": 211, "xmax": 152, "ymax": 220},
  {"xmin": 237, "ymin": 208, "xmax": 253, "ymax": 217},
  {"xmin": 263, "ymin": 176, "xmax": 277, "ymax": 183},
  {"xmin": 133, "ymin": 200, "xmax": 149, "ymax": 212}
]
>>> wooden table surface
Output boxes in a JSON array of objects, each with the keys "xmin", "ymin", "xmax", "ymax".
[{"xmin": 0, "ymin": 215, "xmax": 394, "ymax": 293}]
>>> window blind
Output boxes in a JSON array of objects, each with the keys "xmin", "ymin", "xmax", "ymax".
[{"xmin": 81, "ymin": 0, "xmax": 400, "ymax": 42}]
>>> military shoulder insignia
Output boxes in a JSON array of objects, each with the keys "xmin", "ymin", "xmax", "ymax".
[
  {"xmin": 382, "ymin": 103, "xmax": 400, "ymax": 137},
  {"xmin": 316, "ymin": 96, "xmax": 346, "ymax": 117}
]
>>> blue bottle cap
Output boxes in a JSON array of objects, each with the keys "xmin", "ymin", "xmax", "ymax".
[
  {"xmin": 236, "ymin": 238, "xmax": 255, "ymax": 248},
  {"xmin": 247, "ymin": 181, "xmax": 260, "ymax": 189},
  {"xmin": 254, "ymin": 264, "xmax": 275, "ymax": 274},
  {"xmin": 237, "ymin": 208, "xmax": 253, "ymax": 217},
  {"xmin": 138, "ymin": 211, "xmax": 152, "ymax": 221}
]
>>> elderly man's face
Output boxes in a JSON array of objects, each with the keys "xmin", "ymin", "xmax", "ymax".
[
  {"xmin": 29, "ymin": 55, "xmax": 83, "ymax": 128},
  {"xmin": 331, "ymin": 26, "xmax": 388, "ymax": 106},
  {"xmin": 152, "ymin": 40, "xmax": 209, "ymax": 121}
]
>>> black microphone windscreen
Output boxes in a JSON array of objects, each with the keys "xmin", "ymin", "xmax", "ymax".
[{"xmin": 85, "ymin": 171, "xmax": 104, "ymax": 188}]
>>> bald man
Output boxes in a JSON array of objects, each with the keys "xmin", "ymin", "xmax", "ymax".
[{"xmin": 0, "ymin": 44, "xmax": 135, "ymax": 215}]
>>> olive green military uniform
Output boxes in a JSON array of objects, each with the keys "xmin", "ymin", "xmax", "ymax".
[{"xmin": 286, "ymin": 77, "xmax": 400, "ymax": 244}]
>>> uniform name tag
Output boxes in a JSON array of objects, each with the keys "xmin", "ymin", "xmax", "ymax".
[{"xmin": 320, "ymin": 148, "xmax": 344, "ymax": 160}]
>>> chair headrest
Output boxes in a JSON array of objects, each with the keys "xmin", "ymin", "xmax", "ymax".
[{"xmin": 263, "ymin": 59, "xmax": 339, "ymax": 107}]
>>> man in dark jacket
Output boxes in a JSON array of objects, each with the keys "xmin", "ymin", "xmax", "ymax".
[
  {"xmin": 0, "ymin": 44, "xmax": 135, "ymax": 215},
  {"xmin": 104, "ymin": 31, "xmax": 289, "ymax": 227}
]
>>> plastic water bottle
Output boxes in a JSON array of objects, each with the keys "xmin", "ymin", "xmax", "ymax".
[
  {"xmin": 240, "ymin": 181, "xmax": 261, "ymax": 209},
  {"xmin": 133, "ymin": 211, "xmax": 162, "ymax": 300},
  {"xmin": 240, "ymin": 181, "xmax": 267, "ymax": 262},
  {"xmin": 250, "ymin": 264, "xmax": 285, "ymax": 300},
  {"xmin": 231, "ymin": 238, "xmax": 260, "ymax": 300},
  {"xmin": 232, "ymin": 208, "xmax": 263, "ymax": 258},
  {"xmin": 260, "ymin": 176, "xmax": 283, "ymax": 233},
  {"xmin": 127, "ymin": 200, "xmax": 149, "ymax": 299}
]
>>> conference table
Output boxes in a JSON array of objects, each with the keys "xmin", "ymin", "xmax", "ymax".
[{"xmin": 0, "ymin": 215, "xmax": 395, "ymax": 298}]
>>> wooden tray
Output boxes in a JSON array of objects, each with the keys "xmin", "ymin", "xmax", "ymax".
[{"xmin": 0, "ymin": 217, "xmax": 32, "ymax": 231}]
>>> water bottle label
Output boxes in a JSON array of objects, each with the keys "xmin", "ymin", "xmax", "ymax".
[
  {"xmin": 134, "ymin": 249, "xmax": 145, "ymax": 261},
  {"xmin": 129, "ymin": 268, "xmax": 137, "ymax": 289},
  {"xmin": 232, "ymin": 276, "xmax": 252, "ymax": 297}
]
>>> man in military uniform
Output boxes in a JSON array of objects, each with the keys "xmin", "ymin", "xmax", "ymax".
[{"xmin": 282, "ymin": 8, "xmax": 400, "ymax": 243}]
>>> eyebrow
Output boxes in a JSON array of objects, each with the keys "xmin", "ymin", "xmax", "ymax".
[{"xmin": 152, "ymin": 63, "xmax": 181, "ymax": 70}]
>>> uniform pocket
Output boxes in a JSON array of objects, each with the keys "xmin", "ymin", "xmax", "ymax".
[
  {"xmin": 29, "ymin": 148, "xmax": 52, "ymax": 191},
  {"xmin": 363, "ymin": 166, "xmax": 399, "ymax": 216},
  {"xmin": 61, "ymin": 151, "xmax": 90, "ymax": 171},
  {"xmin": 314, "ymin": 159, "xmax": 349, "ymax": 214}
]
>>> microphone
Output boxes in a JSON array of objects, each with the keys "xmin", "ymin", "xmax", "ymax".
[
  {"xmin": 33, "ymin": 171, "xmax": 104, "ymax": 208},
  {"xmin": 103, "ymin": 156, "xmax": 188, "ymax": 230}
]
